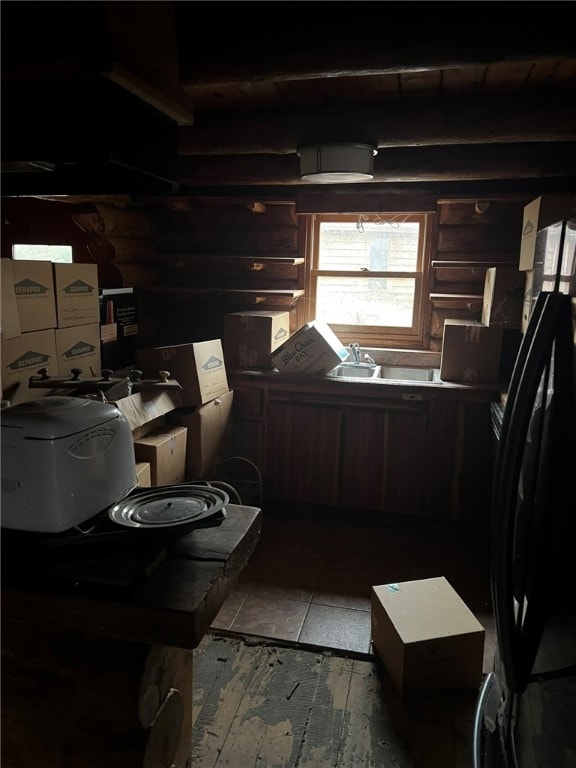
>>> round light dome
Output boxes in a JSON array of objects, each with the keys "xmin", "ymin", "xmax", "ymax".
[{"xmin": 298, "ymin": 143, "xmax": 378, "ymax": 183}]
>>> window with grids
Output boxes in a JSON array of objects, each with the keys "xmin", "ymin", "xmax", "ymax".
[{"xmin": 305, "ymin": 213, "xmax": 430, "ymax": 348}]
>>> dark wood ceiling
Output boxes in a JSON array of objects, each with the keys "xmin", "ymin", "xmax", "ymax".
[{"xmin": 2, "ymin": 1, "xmax": 576, "ymax": 195}]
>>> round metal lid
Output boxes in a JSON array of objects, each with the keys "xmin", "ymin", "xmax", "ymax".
[{"xmin": 109, "ymin": 485, "xmax": 229, "ymax": 529}]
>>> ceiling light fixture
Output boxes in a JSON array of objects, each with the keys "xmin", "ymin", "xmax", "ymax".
[{"xmin": 298, "ymin": 143, "xmax": 378, "ymax": 183}]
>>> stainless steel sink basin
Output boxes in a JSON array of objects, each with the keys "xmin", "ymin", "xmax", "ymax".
[
  {"xmin": 327, "ymin": 363, "xmax": 381, "ymax": 379},
  {"xmin": 378, "ymin": 366, "xmax": 441, "ymax": 382}
]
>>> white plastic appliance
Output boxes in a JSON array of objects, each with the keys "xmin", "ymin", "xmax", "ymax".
[{"xmin": 1, "ymin": 396, "xmax": 137, "ymax": 533}]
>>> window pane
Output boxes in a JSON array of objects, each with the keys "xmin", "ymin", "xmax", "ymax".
[
  {"xmin": 317, "ymin": 276, "xmax": 416, "ymax": 326},
  {"xmin": 13, "ymin": 244, "xmax": 73, "ymax": 263},
  {"xmin": 318, "ymin": 221, "xmax": 419, "ymax": 272}
]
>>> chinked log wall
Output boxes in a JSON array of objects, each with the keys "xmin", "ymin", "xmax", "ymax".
[{"xmin": 1, "ymin": 194, "xmax": 527, "ymax": 352}]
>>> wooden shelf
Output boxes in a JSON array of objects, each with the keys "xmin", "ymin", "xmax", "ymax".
[
  {"xmin": 139, "ymin": 286, "xmax": 304, "ymax": 305},
  {"xmin": 152, "ymin": 254, "xmax": 304, "ymax": 266},
  {"xmin": 429, "ymin": 293, "xmax": 483, "ymax": 308}
]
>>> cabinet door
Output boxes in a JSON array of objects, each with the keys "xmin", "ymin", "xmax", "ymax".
[
  {"xmin": 266, "ymin": 399, "xmax": 342, "ymax": 505},
  {"xmin": 339, "ymin": 404, "xmax": 427, "ymax": 514}
]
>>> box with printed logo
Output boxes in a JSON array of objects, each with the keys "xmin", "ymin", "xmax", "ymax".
[
  {"xmin": 224, "ymin": 311, "xmax": 290, "ymax": 369},
  {"xmin": 55, "ymin": 323, "xmax": 102, "ymax": 378},
  {"xmin": 1, "ymin": 259, "xmax": 21, "ymax": 340},
  {"xmin": 270, "ymin": 320, "xmax": 349, "ymax": 375},
  {"xmin": 53, "ymin": 263, "xmax": 100, "ymax": 328},
  {"xmin": 1, "ymin": 329, "xmax": 57, "ymax": 405},
  {"xmin": 11, "ymin": 260, "xmax": 57, "ymax": 333},
  {"xmin": 137, "ymin": 339, "xmax": 229, "ymax": 407}
]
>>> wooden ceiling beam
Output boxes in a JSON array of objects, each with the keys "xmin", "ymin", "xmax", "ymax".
[
  {"xmin": 178, "ymin": 94, "xmax": 576, "ymax": 156},
  {"xmin": 177, "ymin": 143, "xmax": 576, "ymax": 187}
]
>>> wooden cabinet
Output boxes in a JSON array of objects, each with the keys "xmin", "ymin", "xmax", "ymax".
[
  {"xmin": 227, "ymin": 373, "xmax": 494, "ymax": 524},
  {"xmin": 339, "ymin": 402, "xmax": 427, "ymax": 514}
]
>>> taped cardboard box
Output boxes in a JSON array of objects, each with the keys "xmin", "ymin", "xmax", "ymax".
[
  {"xmin": 224, "ymin": 311, "xmax": 290, "ymax": 369},
  {"xmin": 1, "ymin": 329, "xmax": 58, "ymax": 405},
  {"xmin": 440, "ymin": 320, "xmax": 503, "ymax": 384},
  {"xmin": 167, "ymin": 390, "xmax": 234, "ymax": 479},
  {"xmin": 1, "ymin": 259, "xmax": 21, "ymax": 340},
  {"xmin": 138, "ymin": 339, "xmax": 229, "ymax": 407},
  {"xmin": 11, "ymin": 259, "xmax": 57, "ymax": 333},
  {"xmin": 271, "ymin": 320, "xmax": 349, "ymax": 375},
  {"xmin": 133, "ymin": 425, "xmax": 187, "ymax": 487},
  {"xmin": 371, "ymin": 577, "xmax": 485, "ymax": 698},
  {"xmin": 53, "ymin": 263, "xmax": 100, "ymax": 328}
]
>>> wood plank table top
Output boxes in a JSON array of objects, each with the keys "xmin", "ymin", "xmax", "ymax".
[{"xmin": 1, "ymin": 504, "xmax": 262, "ymax": 650}]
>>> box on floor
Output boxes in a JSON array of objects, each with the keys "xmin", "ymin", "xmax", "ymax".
[
  {"xmin": 224, "ymin": 311, "xmax": 290, "ymax": 369},
  {"xmin": 271, "ymin": 320, "xmax": 349, "ymax": 375},
  {"xmin": 138, "ymin": 339, "xmax": 229, "ymax": 407},
  {"xmin": 133, "ymin": 425, "xmax": 188, "ymax": 487},
  {"xmin": 371, "ymin": 577, "xmax": 485, "ymax": 698},
  {"xmin": 167, "ymin": 390, "xmax": 233, "ymax": 479}
]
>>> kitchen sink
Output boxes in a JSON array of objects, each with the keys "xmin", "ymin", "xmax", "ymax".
[
  {"xmin": 327, "ymin": 363, "xmax": 381, "ymax": 379},
  {"xmin": 378, "ymin": 366, "xmax": 441, "ymax": 382}
]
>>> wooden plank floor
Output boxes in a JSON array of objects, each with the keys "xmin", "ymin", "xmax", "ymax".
[{"xmin": 192, "ymin": 633, "xmax": 479, "ymax": 768}]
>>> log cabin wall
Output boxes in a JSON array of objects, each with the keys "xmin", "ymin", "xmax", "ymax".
[{"xmin": 1, "ymin": 193, "xmax": 528, "ymax": 355}]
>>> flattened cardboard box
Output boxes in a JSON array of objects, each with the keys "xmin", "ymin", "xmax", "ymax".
[
  {"xmin": 53, "ymin": 263, "xmax": 100, "ymax": 328},
  {"xmin": 1, "ymin": 259, "xmax": 21, "ymax": 340},
  {"xmin": 167, "ymin": 390, "xmax": 234, "ymax": 479},
  {"xmin": 519, "ymin": 195, "xmax": 576, "ymax": 271},
  {"xmin": 133, "ymin": 425, "xmax": 188, "ymax": 487},
  {"xmin": 1, "ymin": 329, "xmax": 57, "ymax": 405},
  {"xmin": 137, "ymin": 339, "xmax": 229, "ymax": 407},
  {"xmin": 55, "ymin": 323, "xmax": 101, "ymax": 378},
  {"xmin": 224, "ymin": 311, "xmax": 290, "ymax": 369},
  {"xmin": 371, "ymin": 577, "xmax": 485, "ymax": 698},
  {"xmin": 11, "ymin": 259, "xmax": 57, "ymax": 333},
  {"xmin": 271, "ymin": 320, "xmax": 349, "ymax": 375}
]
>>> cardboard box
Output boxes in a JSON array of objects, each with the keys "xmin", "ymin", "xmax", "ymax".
[
  {"xmin": 1, "ymin": 329, "xmax": 57, "ymax": 405},
  {"xmin": 1, "ymin": 259, "xmax": 21, "ymax": 340},
  {"xmin": 224, "ymin": 311, "xmax": 290, "ymax": 369},
  {"xmin": 481, "ymin": 267, "xmax": 524, "ymax": 329},
  {"xmin": 133, "ymin": 425, "xmax": 188, "ymax": 487},
  {"xmin": 112, "ymin": 390, "xmax": 182, "ymax": 435},
  {"xmin": 371, "ymin": 577, "xmax": 485, "ymax": 698},
  {"xmin": 270, "ymin": 320, "xmax": 349, "ymax": 375},
  {"xmin": 519, "ymin": 195, "xmax": 576, "ymax": 271},
  {"xmin": 167, "ymin": 390, "xmax": 234, "ymax": 479},
  {"xmin": 137, "ymin": 339, "xmax": 229, "ymax": 407},
  {"xmin": 440, "ymin": 320, "xmax": 503, "ymax": 384},
  {"xmin": 53, "ymin": 263, "xmax": 100, "ymax": 328},
  {"xmin": 11, "ymin": 260, "xmax": 57, "ymax": 332},
  {"xmin": 135, "ymin": 462, "xmax": 152, "ymax": 487},
  {"xmin": 55, "ymin": 323, "xmax": 102, "ymax": 378}
]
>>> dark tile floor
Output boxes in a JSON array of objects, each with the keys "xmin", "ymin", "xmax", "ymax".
[{"xmin": 211, "ymin": 508, "xmax": 496, "ymax": 672}]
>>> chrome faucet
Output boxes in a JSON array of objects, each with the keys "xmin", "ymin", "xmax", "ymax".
[{"xmin": 349, "ymin": 342, "xmax": 361, "ymax": 364}]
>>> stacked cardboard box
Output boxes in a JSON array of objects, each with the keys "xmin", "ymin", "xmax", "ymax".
[
  {"xmin": 1, "ymin": 261, "xmax": 101, "ymax": 405},
  {"xmin": 224, "ymin": 310, "xmax": 290, "ymax": 369}
]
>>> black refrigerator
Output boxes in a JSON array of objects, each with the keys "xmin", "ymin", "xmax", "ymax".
[{"xmin": 473, "ymin": 218, "xmax": 576, "ymax": 768}]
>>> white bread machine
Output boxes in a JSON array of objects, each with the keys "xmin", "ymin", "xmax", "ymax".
[{"xmin": 1, "ymin": 396, "xmax": 137, "ymax": 533}]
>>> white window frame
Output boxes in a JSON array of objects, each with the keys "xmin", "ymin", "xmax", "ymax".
[{"xmin": 304, "ymin": 213, "xmax": 432, "ymax": 349}]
